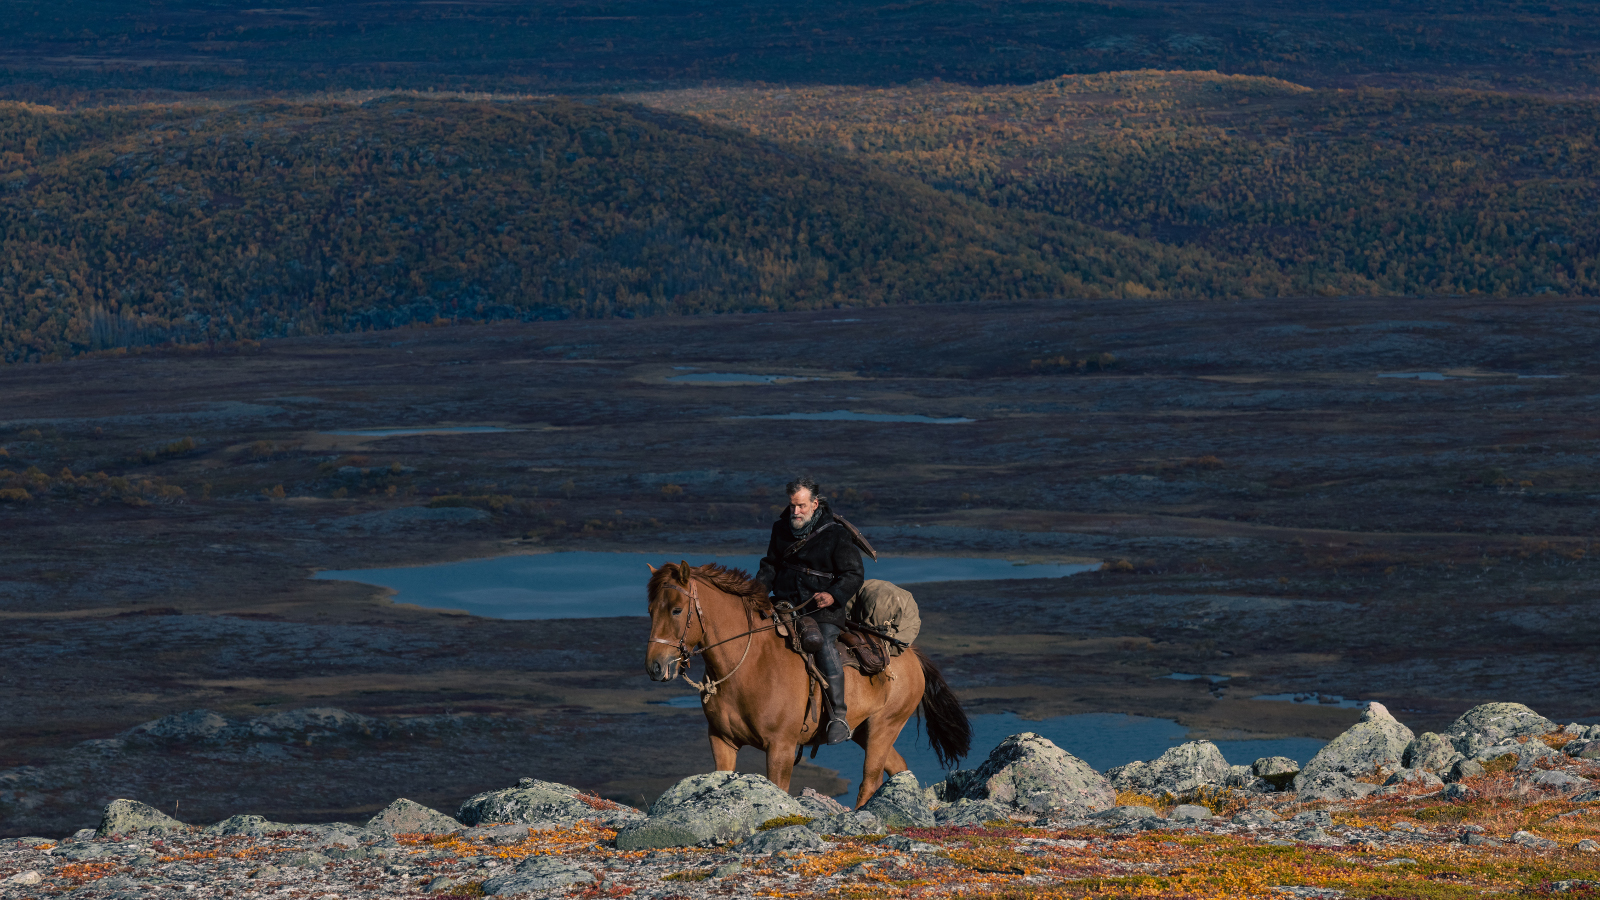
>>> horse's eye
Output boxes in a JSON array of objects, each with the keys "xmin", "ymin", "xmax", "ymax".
[{"xmin": 672, "ymin": 607, "xmax": 683, "ymax": 616}]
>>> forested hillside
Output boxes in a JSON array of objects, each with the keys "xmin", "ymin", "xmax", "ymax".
[
  {"xmin": 0, "ymin": 96, "xmax": 1232, "ymax": 363},
  {"xmin": 640, "ymin": 70, "xmax": 1600, "ymax": 299}
]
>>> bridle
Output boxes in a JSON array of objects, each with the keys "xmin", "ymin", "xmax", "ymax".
[{"xmin": 648, "ymin": 574, "xmax": 775, "ymax": 699}]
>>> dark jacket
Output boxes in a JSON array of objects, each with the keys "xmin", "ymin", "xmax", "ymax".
[{"xmin": 756, "ymin": 503, "xmax": 864, "ymax": 627}]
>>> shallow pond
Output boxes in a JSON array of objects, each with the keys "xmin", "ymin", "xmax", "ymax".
[
  {"xmin": 313, "ymin": 551, "xmax": 1097, "ymax": 619},
  {"xmin": 320, "ymin": 426, "xmax": 514, "ymax": 437},
  {"xmin": 1253, "ymin": 692, "xmax": 1367, "ymax": 709},
  {"xmin": 736, "ymin": 410, "xmax": 975, "ymax": 424},
  {"xmin": 645, "ymin": 705, "xmax": 1327, "ymax": 802}
]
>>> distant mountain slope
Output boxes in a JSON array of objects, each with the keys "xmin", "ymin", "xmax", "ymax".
[
  {"xmin": 639, "ymin": 70, "xmax": 1600, "ymax": 299},
  {"xmin": 0, "ymin": 96, "xmax": 1238, "ymax": 362}
]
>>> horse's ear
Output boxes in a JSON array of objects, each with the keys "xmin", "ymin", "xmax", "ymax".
[
  {"xmin": 646, "ymin": 563, "xmax": 657, "ymax": 572},
  {"xmin": 677, "ymin": 560, "xmax": 693, "ymax": 583}
]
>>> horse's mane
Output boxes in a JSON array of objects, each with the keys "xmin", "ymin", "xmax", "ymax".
[{"xmin": 649, "ymin": 563, "xmax": 773, "ymax": 616}]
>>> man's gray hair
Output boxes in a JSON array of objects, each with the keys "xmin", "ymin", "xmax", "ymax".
[{"xmin": 785, "ymin": 476, "xmax": 823, "ymax": 500}]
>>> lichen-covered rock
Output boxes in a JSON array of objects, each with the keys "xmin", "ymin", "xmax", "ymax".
[
  {"xmin": 862, "ymin": 771, "xmax": 934, "ymax": 828},
  {"xmin": 1231, "ymin": 809, "xmax": 1281, "ymax": 826},
  {"xmin": 1108, "ymin": 741, "xmax": 1231, "ymax": 796},
  {"xmin": 943, "ymin": 733, "xmax": 1114, "ymax": 816},
  {"xmin": 1087, "ymin": 805, "xmax": 1161, "ymax": 824},
  {"xmin": 457, "ymin": 778, "xmax": 642, "ymax": 830},
  {"xmin": 933, "ymin": 799, "xmax": 1012, "ymax": 826},
  {"xmin": 614, "ymin": 772, "xmax": 802, "ymax": 850},
  {"xmin": 202, "ymin": 815, "xmax": 294, "ymax": 837},
  {"xmin": 1298, "ymin": 702, "xmax": 1414, "ymax": 783},
  {"xmin": 1296, "ymin": 771, "xmax": 1379, "ymax": 802},
  {"xmin": 813, "ymin": 809, "xmax": 886, "ymax": 835},
  {"xmin": 735, "ymin": 824, "xmax": 824, "ymax": 855},
  {"xmin": 1445, "ymin": 703, "xmax": 1554, "ymax": 752},
  {"xmin": 1170, "ymin": 804, "xmax": 1211, "ymax": 822},
  {"xmin": 1445, "ymin": 758, "xmax": 1487, "ymax": 783},
  {"xmin": 482, "ymin": 856, "xmax": 594, "ymax": 895},
  {"xmin": 1402, "ymin": 732, "xmax": 1462, "ymax": 772},
  {"xmin": 96, "ymin": 799, "xmax": 187, "ymax": 837},
  {"xmin": 1568, "ymin": 741, "xmax": 1600, "ymax": 761},
  {"xmin": 1251, "ymin": 756, "xmax": 1301, "ymax": 790},
  {"xmin": 795, "ymin": 787, "xmax": 848, "ymax": 818},
  {"xmin": 1529, "ymin": 770, "xmax": 1591, "ymax": 791},
  {"xmin": 366, "ymin": 798, "xmax": 463, "ymax": 835}
]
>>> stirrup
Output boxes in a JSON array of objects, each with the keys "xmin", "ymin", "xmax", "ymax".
[{"xmin": 824, "ymin": 717, "xmax": 852, "ymax": 745}]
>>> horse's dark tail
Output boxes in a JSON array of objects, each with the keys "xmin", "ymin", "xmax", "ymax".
[{"xmin": 915, "ymin": 647, "xmax": 971, "ymax": 769}]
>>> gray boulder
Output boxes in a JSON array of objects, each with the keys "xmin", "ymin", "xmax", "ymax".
[
  {"xmin": 96, "ymin": 800, "xmax": 187, "ymax": 837},
  {"xmin": 1297, "ymin": 702, "xmax": 1413, "ymax": 783},
  {"xmin": 1567, "ymin": 741, "xmax": 1600, "ymax": 760},
  {"xmin": 735, "ymin": 824, "xmax": 824, "ymax": 855},
  {"xmin": 202, "ymin": 815, "xmax": 293, "ymax": 837},
  {"xmin": 1402, "ymin": 733, "xmax": 1462, "ymax": 772},
  {"xmin": 366, "ymin": 799, "xmax": 463, "ymax": 835},
  {"xmin": 878, "ymin": 834, "xmax": 939, "ymax": 853},
  {"xmin": 1445, "ymin": 758, "xmax": 1487, "ymax": 783},
  {"xmin": 1529, "ymin": 770, "xmax": 1591, "ymax": 791},
  {"xmin": 614, "ymin": 772, "xmax": 802, "ymax": 850},
  {"xmin": 483, "ymin": 856, "xmax": 594, "ymax": 895},
  {"xmin": 1251, "ymin": 757, "xmax": 1301, "ymax": 791},
  {"xmin": 1383, "ymin": 769, "xmax": 1445, "ymax": 788},
  {"xmin": 1108, "ymin": 741, "xmax": 1231, "ymax": 796},
  {"xmin": 813, "ymin": 809, "xmax": 886, "ymax": 835},
  {"xmin": 1087, "ymin": 805, "xmax": 1161, "ymax": 824},
  {"xmin": 1231, "ymin": 809, "xmax": 1281, "ymax": 826},
  {"xmin": 1575, "ymin": 790, "xmax": 1600, "ymax": 803},
  {"xmin": 1445, "ymin": 703, "xmax": 1554, "ymax": 751},
  {"xmin": 940, "ymin": 733, "xmax": 1114, "ymax": 816},
  {"xmin": 1296, "ymin": 771, "xmax": 1378, "ymax": 802},
  {"xmin": 933, "ymin": 799, "xmax": 1012, "ymax": 827},
  {"xmin": 862, "ymin": 771, "xmax": 934, "ymax": 828},
  {"xmin": 1170, "ymin": 804, "xmax": 1211, "ymax": 822},
  {"xmin": 796, "ymin": 788, "xmax": 848, "ymax": 818},
  {"xmin": 458, "ymin": 778, "xmax": 643, "ymax": 830}
]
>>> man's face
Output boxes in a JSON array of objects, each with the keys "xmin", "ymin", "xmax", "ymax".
[{"xmin": 788, "ymin": 488, "xmax": 819, "ymax": 528}]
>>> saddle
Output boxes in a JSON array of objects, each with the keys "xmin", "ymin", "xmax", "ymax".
[{"xmin": 774, "ymin": 609, "xmax": 890, "ymax": 676}]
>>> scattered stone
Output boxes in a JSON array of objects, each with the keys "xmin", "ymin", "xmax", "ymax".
[
  {"xmin": 1296, "ymin": 771, "xmax": 1378, "ymax": 802},
  {"xmin": 1511, "ymin": 830, "xmax": 1558, "ymax": 850},
  {"xmin": 7, "ymin": 838, "xmax": 55, "ymax": 849},
  {"xmin": 366, "ymin": 798, "xmax": 464, "ymax": 835},
  {"xmin": 1291, "ymin": 810, "xmax": 1333, "ymax": 828},
  {"xmin": 614, "ymin": 772, "xmax": 803, "ymax": 850},
  {"xmin": 424, "ymin": 875, "xmax": 457, "ymax": 893},
  {"xmin": 796, "ymin": 787, "xmax": 848, "ymax": 818},
  {"xmin": 1401, "ymin": 732, "xmax": 1461, "ymax": 772},
  {"xmin": 1510, "ymin": 740, "xmax": 1560, "ymax": 768},
  {"xmin": 1297, "ymin": 703, "xmax": 1414, "ymax": 784},
  {"xmin": 249, "ymin": 865, "xmax": 281, "ymax": 880},
  {"xmin": 862, "ymin": 771, "xmax": 934, "ymax": 828},
  {"xmin": 1379, "ymin": 768, "xmax": 1445, "ymax": 795},
  {"xmin": 1381, "ymin": 858, "xmax": 1418, "ymax": 866},
  {"xmin": 1462, "ymin": 832, "xmax": 1504, "ymax": 847},
  {"xmin": 458, "ymin": 778, "xmax": 643, "ymax": 830},
  {"xmin": 736, "ymin": 824, "xmax": 823, "ymax": 855},
  {"xmin": 1576, "ymin": 839, "xmax": 1600, "ymax": 852},
  {"xmin": 6, "ymin": 872, "xmax": 42, "ymax": 886},
  {"xmin": 1108, "ymin": 741, "xmax": 1232, "ymax": 796},
  {"xmin": 1529, "ymin": 770, "xmax": 1592, "ymax": 791},
  {"xmin": 813, "ymin": 809, "xmax": 886, "ymax": 835},
  {"xmin": 1232, "ymin": 809, "xmax": 1281, "ymax": 826},
  {"xmin": 1575, "ymin": 790, "xmax": 1600, "ymax": 803},
  {"xmin": 1566, "ymin": 740, "xmax": 1600, "ymax": 760},
  {"xmin": 1088, "ymin": 805, "xmax": 1162, "ymax": 824},
  {"xmin": 933, "ymin": 798, "xmax": 1012, "ymax": 827},
  {"xmin": 710, "ymin": 862, "xmax": 743, "ymax": 878},
  {"xmin": 96, "ymin": 799, "xmax": 188, "ymax": 837},
  {"xmin": 1552, "ymin": 881, "xmax": 1600, "ymax": 892},
  {"xmin": 1170, "ymin": 804, "xmax": 1211, "ymax": 822},
  {"xmin": 878, "ymin": 834, "xmax": 939, "ymax": 853},
  {"xmin": 1292, "ymin": 827, "xmax": 1333, "ymax": 844},
  {"xmin": 1446, "ymin": 703, "xmax": 1555, "ymax": 746},
  {"xmin": 1445, "ymin": 759, "xmax": 1487, "ymax": 783},
  {"xmin": 1252, "ymin": 757, "xmax": 1301, "ymax": 791},
  {"xmin": 281, "ymin": 851, "xmax": 331, "ymax": 867},
  {"xmin": 939, "ymin": 733, "xmax": 1115, "ymax": 816},
  {"xmin": 483, "ymin": 856, "xmax": 595, "ymax": 895},
  {"xmin": 203, "ymin": 814, "xmax": 293, "ymax": 837},
  {"xmin": 1110, "ymin": 817, "xmax": 1169, "ymax": 834},
  {"xmin": 1270, "ymin": 888, "xmax": 1344, "ymax": 899}
]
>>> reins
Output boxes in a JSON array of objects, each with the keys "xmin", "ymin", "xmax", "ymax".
[{"xmin": 648, "ymin": 576, "xmax": 776, "ymax": 699}]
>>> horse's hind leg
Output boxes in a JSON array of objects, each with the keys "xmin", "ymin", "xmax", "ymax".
[{"xmin": 854, "ymin": 720, "xmax": 904, "ymax": 808}]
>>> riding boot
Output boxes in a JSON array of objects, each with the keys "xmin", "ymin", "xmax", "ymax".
[{"xmin": 816, "ymin": 623, "xmax": 851, "ymax": 744}]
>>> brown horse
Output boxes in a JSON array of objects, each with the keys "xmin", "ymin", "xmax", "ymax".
[{"xmin": 644, "ymin": 560, "xmax": 970, "ymax": 807}]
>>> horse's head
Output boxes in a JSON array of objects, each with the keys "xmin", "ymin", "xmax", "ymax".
[{"xmin": 645, "ymin": 560, "xmax": 703, "ymax": 682}]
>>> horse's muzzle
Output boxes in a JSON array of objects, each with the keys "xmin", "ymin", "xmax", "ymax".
[{"xmin": 646, "ymin": 654, "xmax": 680, "ymax": 682}]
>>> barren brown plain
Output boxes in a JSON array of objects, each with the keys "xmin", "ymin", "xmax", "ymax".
[{"xmin": 2, "ymin": 294, "xmax": 1598, "ymax": 836}]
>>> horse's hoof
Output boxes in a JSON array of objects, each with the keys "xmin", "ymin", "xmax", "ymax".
[{"xmin": 825, "ymin": 719, "xmax": 852, "ymax": 745}]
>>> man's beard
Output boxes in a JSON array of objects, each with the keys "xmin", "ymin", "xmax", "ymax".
[{"xmin": 790, "ymin": 511, "xmax": 814, "ymax": 529}]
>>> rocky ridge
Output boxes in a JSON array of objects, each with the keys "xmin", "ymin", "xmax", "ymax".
[{"xmin": 3, "ymin": 702, "xmax": 1599, "ymax": 899}]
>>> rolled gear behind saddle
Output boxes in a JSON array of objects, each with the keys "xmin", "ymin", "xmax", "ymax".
[{"xmin": 844, "ymin": 579, "xmax": 922, "ymax": 653}]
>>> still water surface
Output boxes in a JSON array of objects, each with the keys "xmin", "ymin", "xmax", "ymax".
[{"xmin": 313, "ymin": 551, "xmax": 1096, "ymax": 619}]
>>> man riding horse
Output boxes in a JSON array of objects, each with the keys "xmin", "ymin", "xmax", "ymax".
[{"xmin": 753, "ymin": 477, "xmax": 862, "ymax": 746}]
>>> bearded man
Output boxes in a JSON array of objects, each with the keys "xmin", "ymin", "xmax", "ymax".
[{"xmin": 754, "ymin": 477, "xmax": 864, "ymax": 745}]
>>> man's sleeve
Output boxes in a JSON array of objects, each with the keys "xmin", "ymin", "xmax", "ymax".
[
  {"xmin": 828, "ymin": 534, "xmax": 864, "ymax": 604},
  {"xmin": 755, "ymin": 525, "xmax": 779, "ymax": 588}
]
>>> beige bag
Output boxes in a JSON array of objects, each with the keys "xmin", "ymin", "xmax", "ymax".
[{"xmin": 845, "ymin": 579, "xmax": 921, "ymax": 654}]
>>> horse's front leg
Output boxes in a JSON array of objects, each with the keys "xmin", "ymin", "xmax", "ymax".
[
  {"xmin": 765, "ymin": 739, "xmax": 799, "ymax": 792},
  {"xmin": 710, "ymin": 734, "xmax": 739, "ymax": 771}
]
